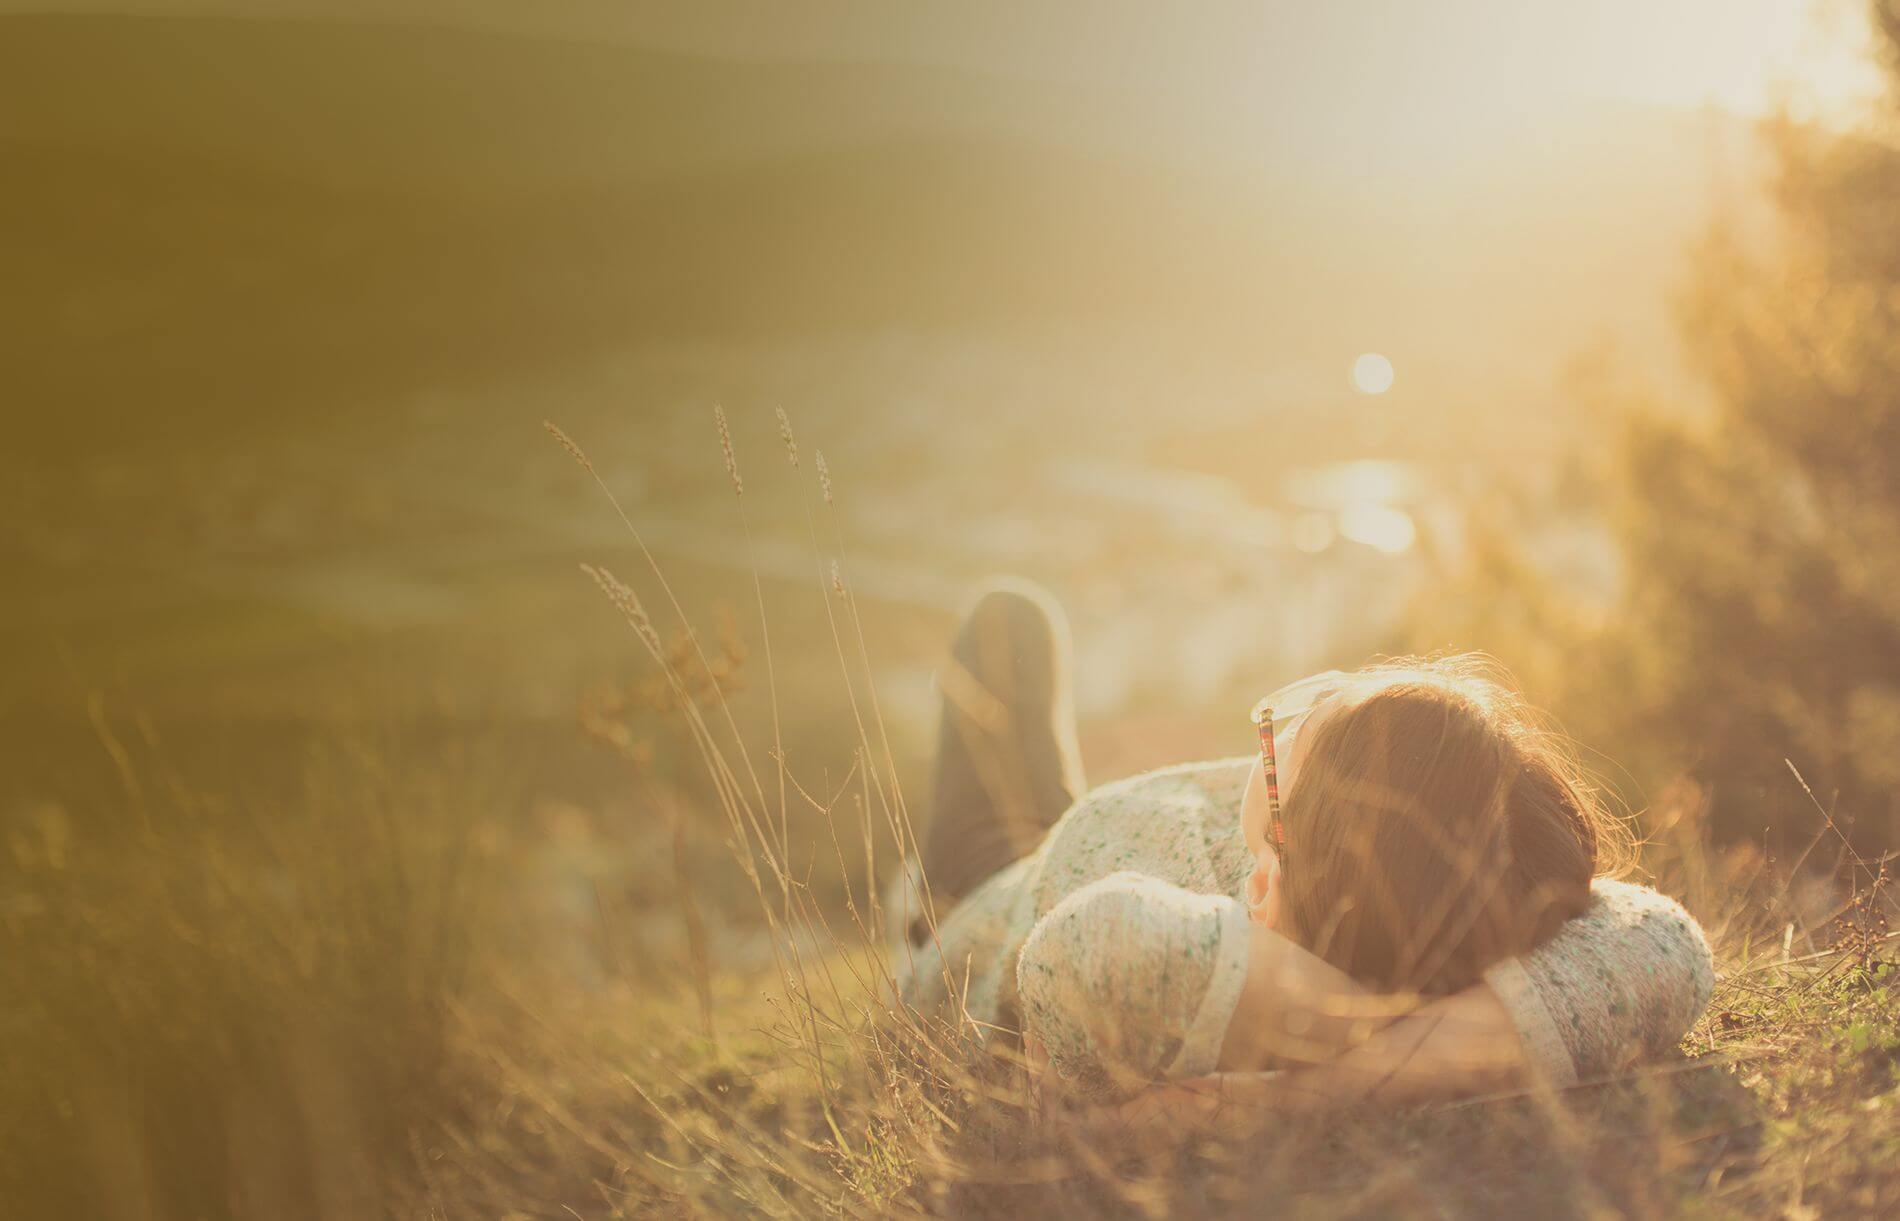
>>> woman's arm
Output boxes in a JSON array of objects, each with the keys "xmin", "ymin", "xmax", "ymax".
[
  {"xmin": 1219, "ymin": 876, "xmax": 1717, "ymax": 1093},
  {"xmin": 1483, "ymin": 877, "xmax": 1715, "ymax": 1085},
  {"xmin": 1017, "ymin": 872, "xmax": 1254, "ymax": 1098},
  {"xmin": 1023, "ymin": 873, "xmax": 1712, "ymax": 1108},
  {"xmin": 1019, "ymin": 872, "xmax": 1450, "ymax": 1097},
  {"xmin": 1085, "ymin": 881, "xmax": 1717, "ymax": 1137},
  {"xmin": 1215, "ymin": 907, "xmax": 1414, "ymax": 1071},
  {"xmin": 1075, "ymin": 985, "xmax": 1532, "ymax": 1139}
]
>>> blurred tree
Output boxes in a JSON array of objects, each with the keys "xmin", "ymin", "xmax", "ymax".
[
  {"xmin": 1609, "ymin": 3, "xmax": 1900, "ymax": 847},
  {"xmin": 1418, "ymin": 3, "xmax": 1900, "ymax": 849}
]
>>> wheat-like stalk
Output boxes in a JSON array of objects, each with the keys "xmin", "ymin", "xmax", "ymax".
[
  {"xmin": 579, "ymin": 563, "xmax": 660, "ymax": 653},
  {"xmin": 551, "ymin": 411, "xmax": 984, "ymax": 1212},
  {"xmin": 716, "ymin": 405, "xmax": 743, "ymax": 496},
  {"xmin": 777, "ymin": 407, "xmax": 799, "ymax": 468},
  {"xmin": 542, "ymin": 420, "xmax": 594, "ymax": 473},
  {"xmin": 542, "ymin": 419, "xmax": 775, "ymax": 827}
]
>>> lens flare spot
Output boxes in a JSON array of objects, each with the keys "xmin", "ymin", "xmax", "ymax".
[
  {"xmin": 1351, "ymin": 352, "xmax": 1395, "ymax": 395},
  {"xmin": 1338, "ymin": 503, "xmax": 1416, "ymax": 554}
]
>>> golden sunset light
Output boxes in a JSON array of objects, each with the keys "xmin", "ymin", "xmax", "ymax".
[{"xmin": 10, "ymin": 2, "xmax": 1900, "ymax": 1216}]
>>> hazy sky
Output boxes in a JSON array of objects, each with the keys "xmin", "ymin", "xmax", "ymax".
[{"xmin": 5, "ymin": 0, "xmax": 1885, "ymax": 124}]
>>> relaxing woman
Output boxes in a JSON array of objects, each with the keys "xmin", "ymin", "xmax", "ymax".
[{"xmin": 895, "ymin": 582, "xmax": 1714, "ymax": 1109}]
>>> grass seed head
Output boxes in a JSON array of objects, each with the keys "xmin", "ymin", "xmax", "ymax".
[
  {"xmin": 777, "ymin": 406, "xmax": 799, "ymax": 468},
  {"xmin": 716, "ymin": 406, "xmax": 743, "ymax": 496},
  {"xmin": 582, "ymin": 563, "xmax": 661, "ymax": 652},
  {"xmin": 543, "ymin": 420, "xmax": 594, "ymax": 473}
]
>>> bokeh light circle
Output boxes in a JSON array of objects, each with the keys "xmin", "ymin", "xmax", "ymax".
[{"xmin": 1351, "ymin": 352, "xmax": 1395, "ymax": 395}]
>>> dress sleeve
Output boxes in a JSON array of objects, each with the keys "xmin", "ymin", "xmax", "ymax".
[
  {"xmin": 1016, "ymin": 871, "xmax": 1251, "ymax": 1100},
  {"xmin": 1483, "ymin": 878, "xmax": 1715, "ymax": 1086}
]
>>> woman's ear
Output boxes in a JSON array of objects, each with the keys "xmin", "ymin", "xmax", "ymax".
[{"xmin": 1246, "ymin": 850, "xmax": 1282, "ymax": 927}]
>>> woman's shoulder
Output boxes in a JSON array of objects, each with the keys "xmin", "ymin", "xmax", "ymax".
[
  {"xmin": 1053, "ymin": 757, "xmax": 1251, "ymax": 841},
  {"xmin": 1032, "ymin": 757, "xmax": 1253, "ymax": 913},
  {"xmin": 1081, "ymin": 756, "xmax": 1254, "ymax": 805}
]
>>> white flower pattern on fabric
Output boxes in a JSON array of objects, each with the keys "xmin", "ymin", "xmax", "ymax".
[
  {"xmin": 1018, "ymin": 872, "xmax": 1253, "ymax": 1095},
  {"xmin": 898, "ymin": 758, "xmax": 1714, "ymax": 1101}
]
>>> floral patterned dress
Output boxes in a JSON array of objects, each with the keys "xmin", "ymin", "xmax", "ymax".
[{"xmin": 897, "ymin": 758, "xmax": 1714, "ymax": 1098}]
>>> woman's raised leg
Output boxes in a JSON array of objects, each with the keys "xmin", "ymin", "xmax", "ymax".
[{"xmin": 916, "ymin": 580, "xmax": 1088, "ymax": 912}]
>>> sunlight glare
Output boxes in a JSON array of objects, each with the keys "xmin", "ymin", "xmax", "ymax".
[
  {"xmin": 1338, "ymin": 503, "xmax": 1416, "ymax": 554},
  {"xmin": 1291, "ymin": 511, "xmax": 1336, "ymax": 554},
  {"xmin": 1351, "ymin": 353, "xmax": 1394, "ymax": 395}
]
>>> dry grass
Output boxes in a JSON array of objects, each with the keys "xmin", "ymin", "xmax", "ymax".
[
  {"xmin": 8, "ymin": 413, "xmax": 1900, "ymax": 1219},
  {"xmin": 435, "ymin": 414, "xmax": 1900, "ymax": 1219}
]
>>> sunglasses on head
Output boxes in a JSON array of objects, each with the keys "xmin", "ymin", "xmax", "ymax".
[
  {"xmin": 1253, "ymin": 706, "xmax": 1287, "ymax": 862},
  {"xmin": 1248, "ymin": 671, "xmax": 1347, "ymax": 865}
]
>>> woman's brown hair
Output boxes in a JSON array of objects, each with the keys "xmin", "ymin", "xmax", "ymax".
[{"xmin": 1277, "ymin": 656, "xmax": 1630, "ymax": 995}]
